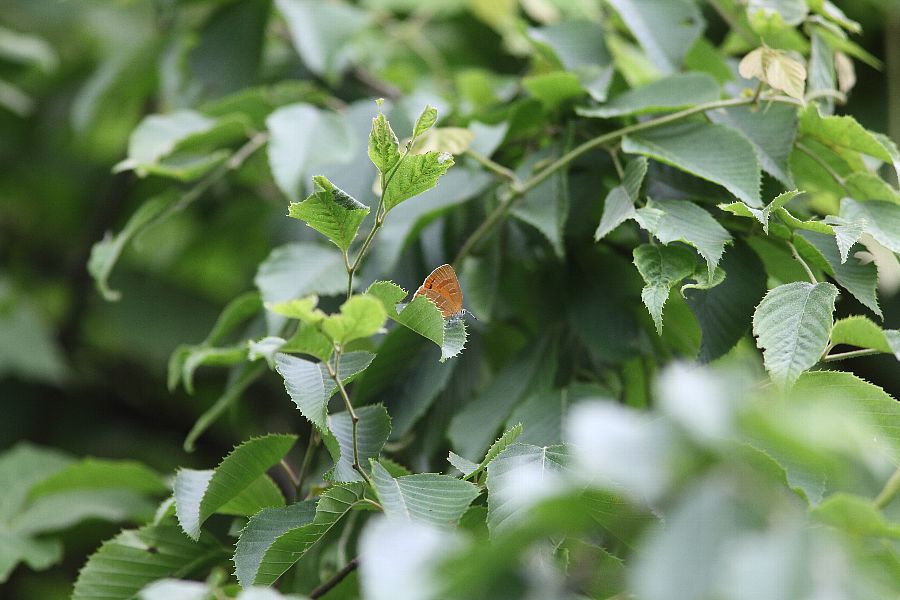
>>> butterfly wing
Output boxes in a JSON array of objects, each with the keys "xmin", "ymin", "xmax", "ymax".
[{"xmin": 415, "ymin": 264, "xmax": 464, "ymax": 318}]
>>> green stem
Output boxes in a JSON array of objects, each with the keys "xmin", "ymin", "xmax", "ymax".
[
  {"xmin": 787, "ymin": 241, "xmax": 817, "ymax": 284},
  {"xmin": 875, "ymin": 466, "xmax": 900, "ymax": 509},
  {"xmin": 465, "ymin": 149, "xmax": 518, "ymax": 182},
  {"xmin": 280, "ymin": 459, "xmax": 299, "ymax": 489},
  {"xmin": 346, "ymin": 145, "xmax": 410, "ymax": 289},
  {"xmin": 454, "ymin": 94, "xmax": 801, "ymax": 263},
  {"xmin": 295, "ymin": 431, "xmax": 319, "ymax": 498},
  {"xmin": 821, "ymin": 348, "xmax": 881, "ymax": 362},
  {"xmin": 324, "ymin": 347, "xmax": 372, "ymax": 487}
]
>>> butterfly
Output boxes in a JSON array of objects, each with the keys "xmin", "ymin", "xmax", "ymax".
[{"xmin": 415, "ymin": 263, "xmax": 466, "ymax": 320}]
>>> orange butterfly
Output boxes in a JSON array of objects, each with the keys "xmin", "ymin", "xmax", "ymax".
[{"xmin": 415, "ymin": 264, "xmax": 466, "ymax": 319}]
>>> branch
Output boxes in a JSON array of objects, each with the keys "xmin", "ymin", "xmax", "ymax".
[
  {"xmin": 454, "ymin": 94, "xmax": 802, "ymax": 264},
  {"xmin": 788, "ymin": 241, "xmax": 818, "ymax": 284},
  {"xmin": 346, "ymin": 143, "xmax": 411, "ymax": 297},
  {"xmin": 295, "ymin": 431, "xmax": 320, "ymax": 498},
  {"xmin": 324, "ymin": 349, "xmax": 372, "ymax": 487},
  {"xmin": 821, "ymin": 348, "xmax": 881, "ymax": 362},
  {"xmin": 465, "ymin": 149, "xmax": 518, "ymax": 183},
  {"xmin": 309, "ymin": 557, "xmax": 360, "ymax": 599},
  {"xmin": 875, "ymin": 466, "xmax": 900, "ymax": 509}
]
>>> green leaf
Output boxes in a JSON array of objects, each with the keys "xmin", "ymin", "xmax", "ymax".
[
  {"xmin": 13, "ymin": 489, "xmax": 157, "ymax": 536},
  {"xmin": 0, "ymin": 444, "xmax": 72, "ymax": 582},
  {"xmin": 595, "ymin": 158, "xmax": 648, "ymax": 240},
  {"xmin": 635, "ymin": 199, "xmax": 732, "ymax": 276},
  {"xmin": 328, "ymin": 405, "xmax": 391, "ymax": 482},
  {"xmin": 811, "ymin": 493, "xmax": 900, "ymax": 538},
  {"xmin": 450, "ymin": 423, "xmax": 526, "ymax": 479},
  {"xmin": 322, "ymin": 295, "xmax": 386, "ymax": 345},
  {"xmin": 684, "ymin": 239, "xmax": 768, "ymax": 362},
  {"xmin": 365, "ymin": 280, "xmax": 408, "ymax": 316},
  {"xmin": 113, "ymin": 110, "xmax": 240, "ymax": 176},
  {"xmin": 448, "ymin": 453, "xmax": 479, "ymax": 477},
  {"xmin": 288, "ymin": 176, "xmax": 370, "ymax": 251},
  {"xmin": 233, "ymin": 500, "xmax": 317, "ymax": 587},
  {"xmin": 795, "ymin": 230, "xmax": 881, "ymax": 318},
  {"xmin": 72, "ymin": 522, "xmax": 223, "ymax": 600},
  {"xmin": 831, "ymin": 316, "xmax": 900, "ymax": 359},
  {"xmin": 0, "ymin": 445, "xmax": 71, "ymax": 525},
  {"xmin": 512, "ymin": 149, "xmax": 568, "ymax": 257},
  {"xmin": 366, "ymin": 281, "xmax": 468, "ymax": 361},
  {"xmin": 88, "ymin": 191, "xmax": 178, "ymax": 301},
  {"xmin": 752, "ymin": 282, "xmax": 839, "ymax": 385},
  {"xmin": 792, "ymin": 371, "xmax": 900, "ymax": 463},
  {"xmin": 279, "ymin": 325, "xmax": 333, "ymax": 362},
  {"xmin": 605, "ymin": 0, "xmax": 704, "ymax": 73},
  {"xmin": 238, "ymin": 483, "xmax": 366, "ymax": 586},
  {"xmin": 219, "ymin": 476, "xmax": 285, "ymax": 517},
  {"xmin": 623, "ymin": 121, "xmax": 762, "ymax": 207},
  {"xmin": 596, "ymin": 187, "xmax": 636, "ymax": 241},
  {"xmin": 799, "ymin": 106, "xmax": 893, "ymax": 164},
  {"xmin": 274, "ymin": 354, "xmax": 329, "ymax": 431},
  {"xmin": 357, "ymin": 327, "xmax": 456, "ymax": 438},
  {"xmin": 633, "ymin": 244, "xmax": 698, "ymax": 335},
  {"xmin": 747, "ymin": 0, "xmax": 808, "ymax": 26},
  {"xmin": 840, "ymin": 199, "xmax": 900, "ymax": 254},
  {"xmin": 577, "ymin": 73, "xmax": 719, "ymax": 118},
  {"xmin": 708, "ymin": 103, "xmax": 798, "ymax": 188},
  {"xmin": 255, "ymin": 243, "xmax": 347, "ymax": 331},
  {"xmin": 527, "ymin": 20, "xmax": 614, "ymax": 102},
  {"xmin": 371, "ymin": 462, "xmax": 479, "ymax": 528},
  {"xmin": 412, "ymin": 105, "xmax": 438, "ymax": 139},
  {"xmin": 719, "ymin": 191, "xmax": 803, "ymax": 235},
  {"xmin": 29, "ymin": 458, "xmax": 166, "ymax": 498},
  {"xmin": 367, "ymin": 165, "xmax": 492, "ymax": 273},
  {"xmin": 275, "ymin": 0, "xmax": 370, "ymax": 81},
  {"xmin": 174, "ymin": 345, "xmax": 248, "ymax": 396},
  {"xmin": 382, "ymin": 150, "xmax": 454, "ymax": 213},
  {"xmin": 174, "ymin": 434, "xmax": 296, "ymax": 539},
  {"xmin": 266, "ymin": 103, "xmax": 354, "ymax": 202},
  {"xmin": 486, "ymin": 443, "xmax": 568, "ymax": 535},
  {"xmin": 449, "ymin": 339, "xmax": 554, "ymax": 461},
  {"xmin": 183, "ymin": 362, "xmax": 268, "ymax": 453},
  {"xmin": 368, "ymin": 110, "xmax": 401, "ymax": 174},
  {"xmin": 410, "ymin": 127, "xmax": 476, "ymax": 155},
  {"xmin": 846, "ymin": 171, "xmax": 900, "ymax": 204},
  {"xmin": 274, "ymin": 351, "xmax": 374, "ymax": 433},
  {"xmin": 266, "ymin": 296, "xmax": 326, "ymax": 325},
  {"xmin": 522, "ymin": 71, "xmax": 586, "ymax": 108}
]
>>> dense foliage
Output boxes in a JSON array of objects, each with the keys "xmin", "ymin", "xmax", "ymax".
[{"xmin": 3, "ymin": 0, "xmax": 900, "ymax": 598}]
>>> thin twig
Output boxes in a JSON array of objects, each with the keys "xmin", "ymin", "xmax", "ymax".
[
  {"xmin": 821, "ymin": 348, "xmax": 881, "ymax": 362},
  {"xmin": 788, "ymin": 241, "xmax": 818, "ymax": 284},
  {"xmin": 324, "ymin": 349, "xmax": 372, "ymax": 486},
  {"xmin": 280, "ymin": 459, "xmax": 299, "ymax": 489},
  {"xmin": 875, "ymin": 466, "xmax": 900, "ymax": 509},
  {"xmin": 608, "ymin": 146, "xmax": 625, "ymax": 179},
  {"xmin": 453, "ymin": 94, "xmax": 802, "ymax": 264},
  {"xmin": 465, "ymin": 149, "xmax": 518, "ymax": 182},
  {"xmin": 345, "ymin": 143, "xmax": 411, "ymax": 296},
  {"xmin": 295, "ymin": 431, "xmax": 320, "ymax": 497},
  {"xmin": 309, "ymin": 557, "xmax": 360, "ymax": 599}
]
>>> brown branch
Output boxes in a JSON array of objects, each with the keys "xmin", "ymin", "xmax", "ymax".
[{"xmin": 309, "ymin": 557, "xmax": 360, "ymax": 599}]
